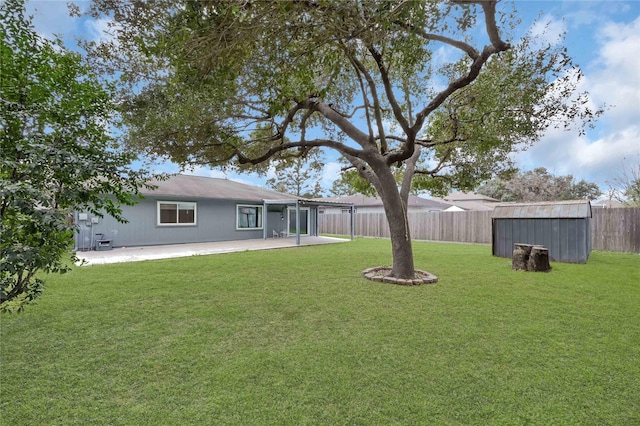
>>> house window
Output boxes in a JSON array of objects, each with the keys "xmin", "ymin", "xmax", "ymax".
[
  {"xmin": 237, "ymin": 204, "xmax": 263, "ymax": 230},
  {"xmin": 158, "ymin": 201, "xmax": 196, "ymax": 225}
]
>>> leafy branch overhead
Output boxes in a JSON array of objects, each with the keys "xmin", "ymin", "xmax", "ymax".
[
  {"xmin": 84, "ymin": 0, "xmax": 601, "ymax": 279},
  {"xmin": 87, "ymin": 1, "xmax": 599, "ymax": 190},
  {"xmin": 266, "ymin": 150, "xmax": 326, "ymax": 198},
  {"xmin": 1, "ymin": 0, "xmax": 150, "ymax": 312}
]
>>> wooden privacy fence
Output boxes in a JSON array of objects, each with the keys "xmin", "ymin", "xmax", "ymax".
[
  {"xmin": 591, "ymin": 207, "xmax": 640, "ymax": 253},
  {"xmin": 319, "ymin": 208, "xmax": 640, "ymax": 253}
]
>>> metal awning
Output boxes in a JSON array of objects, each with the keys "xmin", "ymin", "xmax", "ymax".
[
  {"xmin": 263, "ymin": 198, "xmax": 355, "ymax": 207},
  {"xmin": 262, "ymin": 199, "xmax": 355, "ymax": 245}
]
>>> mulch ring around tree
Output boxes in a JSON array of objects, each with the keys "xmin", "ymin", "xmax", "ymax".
[{"xmin": 362, "ymin": 267, "xmax": 438, "ymax": 286}]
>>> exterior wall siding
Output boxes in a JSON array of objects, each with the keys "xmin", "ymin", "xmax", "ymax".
[
  {"xmin": 75, "ymin": 197, "xmax": 316, "ymax": 249},
  {"xmin": 492, "ymin": 218, "xmax": 590, "ymax": 263}
]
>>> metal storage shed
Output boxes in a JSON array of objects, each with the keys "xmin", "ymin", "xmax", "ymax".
[{"xmin": 492, "ymin": 200, "xmax": 592, "ymax": 263}]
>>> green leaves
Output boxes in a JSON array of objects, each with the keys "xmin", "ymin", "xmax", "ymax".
[
  {"xmin": 80, "ymin": 0, "xmax": 599, "ymax": 277},
  {"xmin": 1, "ymin": 0, "xmax": 150, "ymax": 312},
  {"xmin": 476, "ymin": 168, "xmax": 602, "ymax": 202}
]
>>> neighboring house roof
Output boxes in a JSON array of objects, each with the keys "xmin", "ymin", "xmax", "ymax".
[
  {"xmin": 142, "ymin": 174, "xmax": 296, "ymax": 201},
  {"xmin": 591, "ymin": 199, "xmax": 625, "ymax": 209},
  {"xmin": 449, "ymin": 201, "xmax": 495, "ymax": 212},
  {"xmin": 443, "ymin": 201, "xmax": 496, "ymax": 211},
  {"xmin": 319, "ymin": 195, "xmax": 451, "ymax": 210},
  {"xmin": 439, "ymin": 192, "xmax": 500, "ymax": 203},
  {"xmin": 432, "ymin": 191, "xmax": 499, "ymax": 211},
  {"xmin": 492, "ymin": 200, "xmax": 592, "ymax": 219}
]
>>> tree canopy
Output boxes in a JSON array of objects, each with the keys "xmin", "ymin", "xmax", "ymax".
[
  {"xmin": 606, "ymin": 159, "xmax": 640, "ymax": 207},
  {"xmin": 0, "ymin": 0, "xmax": 149, "ymax": 312},
  {"xmin": 266, "ymin": 151, "xmax": 325, "ymax": 198},
  {"xmin": 82, "ymin": 0, "xmax": 601, "ymax": 279},
  {"xmin": 476, "ymin": 167, "xmax": 602, "ymax": 202}
]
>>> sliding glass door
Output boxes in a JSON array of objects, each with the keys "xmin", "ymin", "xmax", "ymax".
[{"xmin": 288, "ymin": 208, "xmax": 309, "ymax": 235}]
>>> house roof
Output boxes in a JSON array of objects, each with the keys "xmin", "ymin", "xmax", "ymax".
[
  {"xmin": 591, "ymin": 199, "xmax": 625, "ymax": 208},
  {"xmin": 141, "ymin": 174, "xmax": 355, "ymax": 207},
  {"xmin": 318, "ymin": 195, "xmax": 451, "ymax": 210},
  {"xmin": 439, "ymin": 192, "xmax": 500, "ymax": 203},
  {"xmin": 142, "ymin": 174, "xmax": 296, "ymax": 201},
  {"xmin": 492, "ymin": 200, "xmax": 592, "ymax": 219},
  {"xmin": 430, "ymin": 191, "xmax": 499, "ymax": 211},
  {"xmin": 444, "ymin": 201, "xmax": 496, "ymax": 211}
]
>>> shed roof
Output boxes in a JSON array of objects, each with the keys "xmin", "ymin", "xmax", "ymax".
[{"xmin": 492, "ymin": 200, "xmax": 592, "ymax": 219}]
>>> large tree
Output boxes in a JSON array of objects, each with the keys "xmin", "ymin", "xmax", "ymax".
[
  {"xmin": 477, "ymin": 167, "xmax": 602, "ymax": 202},
  {"xmin": 606, "ymin": 159, "xmax": 640, "ymax": 207},
  {"xmin": 266, "ymin": 151, "xmax": 325, "ymax": 198},
  {"xmin": 0, "ymin": 0, "xmax": 149, "ymax": 312},
  {"xmin": 83, "ymin": 0, "xmax": 599, "ymax": 279}
]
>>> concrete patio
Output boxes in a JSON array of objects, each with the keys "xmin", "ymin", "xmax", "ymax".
[{"xmin": 76, "ymin": 236, "xmax": 351, "ymax": 266}]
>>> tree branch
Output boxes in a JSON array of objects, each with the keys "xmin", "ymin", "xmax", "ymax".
[
  {"xmin": 399, "ymin": 25, "xmax": 479, "ymax": 60},
  {"xmin": 346, "ymin": 48, "xmax": 389, "ymax": 153},
  {"xmin": 400, "ymin": 145, "xmax": 421, "ymax": 205},
  {"xmin": 411, "ymin": 1, "xmax": 510, "ymax": 137},
  {"xmin": 368, "ymin": 46, "xmax": 412, "ymax": 137},
  {"xmin": 235, "ymin": 137, "xmax": 364, "ymax": 166}
]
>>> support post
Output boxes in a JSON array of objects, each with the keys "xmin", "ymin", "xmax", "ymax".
[
  {"xmin": 262, "ymin": 201, "xmax": 267, "ymax": 240},
  {"xmin": 295, "ymin": 200, "xmax": 301, "ymax": 246},
  {"xmin": 350, "ymin": 205, "xmax": 355, "ymax": 241}
]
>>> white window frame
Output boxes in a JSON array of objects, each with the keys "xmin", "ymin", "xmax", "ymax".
[
  {"xmin": 236, "ymin": 204, "xmax": 263, "ymax": 230},
  {"xmin": 157, "ymin": 201, "xmax": 197, "ymax": 226}
]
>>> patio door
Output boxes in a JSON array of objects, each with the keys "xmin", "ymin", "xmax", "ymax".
[{"xmin": 288, "ymin": 207, "xmax": 309, "ymax": 236}]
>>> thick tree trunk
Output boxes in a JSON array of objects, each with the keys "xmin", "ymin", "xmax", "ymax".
[
  {"xmin": 375, "ymin": 168, "xmax": 415, "ymax": 279},
  {"xmin": 347, "ymin": 153, "xmax": 417, "ymax": 280},
  {"xmin": 386, "ymin": 207, "xmax": 415, "ymax": 279}
]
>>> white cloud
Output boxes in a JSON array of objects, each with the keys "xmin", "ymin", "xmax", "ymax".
[
  {"xmin": 265, "ymin": 165, "xmax": 277, "ymax": 180},
  {"xmin": 321, "ymin": 162, "xmax": 342, "ymax": 187},
  {"xmin": 529, "ymin": 15, "xmax": 566, "ymax": 47},
  {"xmin": 26, "ymin": 1, "xmax": 78, "ymax": 40},
  {"xmin": 515, "ymin": 123, "xmax": 640, "ymax": 186},
  {"xmin": 516, "ymin": 15, "xmax": 640, "ymax": 187},
  {"xmin": 84, "ymin": 17, "xmax": 117, "ymax": 44},
  {"xmin": 589, "ymin": 16, "xmax": 640, "ymax": 127}
]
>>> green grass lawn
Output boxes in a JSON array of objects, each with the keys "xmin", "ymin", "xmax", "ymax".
[{"xmin": 1, "ymin": 239, "xmax": 639, "ymax": 425}]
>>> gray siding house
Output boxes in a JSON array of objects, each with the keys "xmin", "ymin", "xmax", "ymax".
[{"xmin": 75, "ymin": 174, "xmax": 353, "ymax": 251}]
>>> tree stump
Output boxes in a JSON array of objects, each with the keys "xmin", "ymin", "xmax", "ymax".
[
  {"xmin": 512, "ymin": 243, "xmax": 533, "ymax": 271},
  {"xmin": 527, "ymin": 246, "xmax": 551, "ymax": 272}
]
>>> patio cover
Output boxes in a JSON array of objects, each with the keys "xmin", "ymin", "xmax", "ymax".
[{"xmin": 262, "ymin": 198, "xmax": 355, "ymax": 245}]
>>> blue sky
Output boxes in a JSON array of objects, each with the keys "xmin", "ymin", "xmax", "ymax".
[{"xmin": 25, "ymin": 0, "xmax": 640, "ymax": 195}]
